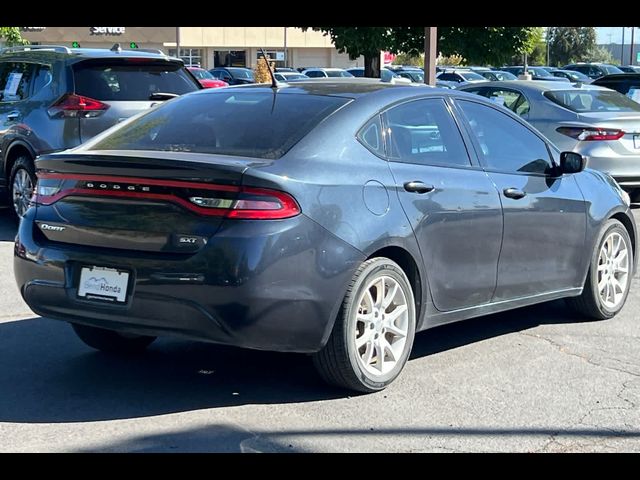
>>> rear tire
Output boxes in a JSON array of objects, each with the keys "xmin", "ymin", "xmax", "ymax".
[
  {"xmin": 9, "ymin": 155, "xmax": 36, "ymax": 220},
  {"xmin": 312, "ymin": 257, "xmax": 416, "ymax": 393},
  {"xmin": 71, "ymin": 323, "xmax": 156, "ymax": 353},
  {"xmin": 566, "ymin": 219, "xmax": 633, "ymax": 320}
]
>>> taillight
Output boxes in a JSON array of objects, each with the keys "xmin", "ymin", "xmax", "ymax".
[
  {"xmin": 225, "ymin": 187, "xmax": 300, "ymax": 220},
  {"xmin": 34, "ymin": 173, "xmax": 301, "ymax": 220},
  {"xmin": 47, "ymin": 93, "xmax": 110, "ymax": 118},
  {"xmin": 556, "ymin": 126, "xmax": 625, "ymax": 141}
]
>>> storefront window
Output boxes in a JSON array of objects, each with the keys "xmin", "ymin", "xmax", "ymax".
[
  {"xmin": 168, "ymin": 48, "xmax": 203, "ymax": 67},
  {"xmin": 214, "ymin": 50, "xmax": 246, "ymax": 68},
  {"xmin": 257, "ymin": 50, "xmax": 287, "ymax": 68}
]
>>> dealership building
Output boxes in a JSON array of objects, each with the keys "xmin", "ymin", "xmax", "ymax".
[{"xmin": 16, "ymin": 27, "xmax": 364, "ymax": 70}]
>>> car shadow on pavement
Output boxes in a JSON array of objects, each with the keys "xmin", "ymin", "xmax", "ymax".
[
  {"xmin": 0, "ymin": 208, "xmax": 17, "ymax": 242},
  {"xmin": 71, "ymin": 423, "xmax": 640, "ymax": 453},
  {"xmin": 0, "ymin": 299, "xmax": 593, "ymax": 424}
]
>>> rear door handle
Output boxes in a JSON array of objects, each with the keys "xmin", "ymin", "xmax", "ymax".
[
  {"xmin": 6, "ymin": 111, "xmax": 20, "ymax": 121},
  {"xmin": 503, "ymin": 187, "xmax": 526, "ymax": 199},
  {"xmin": 403, "ymin": 181, "xmax": 435, "ymax": 194}
]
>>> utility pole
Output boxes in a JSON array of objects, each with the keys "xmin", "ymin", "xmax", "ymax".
[
  {"xmin": 632, "ymin": 27, "xmax": 636, "ymax": 65},
  {"xmin": 284, "ymin": 27, "xmax": 288, "ymax": 68},
  {"xmin": 424, "ymin": 27, "xmax": 437, "ymax": 86},
  {"xmin": 546, "ymin": 27, "xmax": 550, "ymax": 66},
  {"xmin": 622, "ymin": 27, "xmax": 626, "ymax": 65},
  {"xmin": 175, "ymin": 27, "xmax": 181, "ymax": 62}
]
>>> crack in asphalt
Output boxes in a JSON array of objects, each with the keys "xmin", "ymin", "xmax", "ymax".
[{"xmin": 519, "ymin": 331, "xmax": 640, "ymax": 378}]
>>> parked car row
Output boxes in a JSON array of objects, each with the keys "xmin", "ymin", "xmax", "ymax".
[{"xmin": 2, "ymin": 45, "xmax": 639, "ymax": 393}]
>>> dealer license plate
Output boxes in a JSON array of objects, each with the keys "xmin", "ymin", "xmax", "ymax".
[{"xmin": 78, "ymin": 266, "xmax": 129, "ymax": 303}]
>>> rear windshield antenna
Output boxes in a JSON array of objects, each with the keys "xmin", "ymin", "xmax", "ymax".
[{"xmin": 259, "ymin": 47, "xmax": 278, "ymax": 89}]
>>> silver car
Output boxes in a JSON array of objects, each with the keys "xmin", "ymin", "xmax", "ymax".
[{"xmin": 459, "ymin": 81, "xmax": 640, "ymax": 198}]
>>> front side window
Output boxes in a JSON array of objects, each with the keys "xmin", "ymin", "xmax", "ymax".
[
  {"xmin": 458, "ymin": 100, "xmax": 552, "ymax": 175},
  {"xmin": 0, "ymin": 62, "xmax": 35, "ymax": 102},
  {"xmin": 384, "ymin": 98, "xmax": 471, "ymax": 167}
]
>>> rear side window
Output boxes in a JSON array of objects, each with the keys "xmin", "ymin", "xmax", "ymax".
[
  {"xmin": 73, "ymin": 61, "xmax": 199, "ymax": 101},
  {"xmin": 357, "ymin": 116, "xmax": 384, "ymax": 156},
  {"xmin": 0, "ymin": 62, "xmax": 35, "ymax": 102},
  {"xmin": 88, "ymin": 91, "xmax": 350, "ymax": 159},
  {"xmin": 544, "ymin": 89, "xmax": 640, "ymax": 113},
  {"xmin": 31, "ymin": 64, "xmax": 52, "ymax": 95},
  {"xmin": 384, "ymin": 98, "xmax": 471, "ymax": 167}
]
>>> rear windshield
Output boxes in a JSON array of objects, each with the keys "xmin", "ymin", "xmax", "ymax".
[
  {"xmin": 603, "ymin": 65, "xmax": 624, "ymax": 74},
  {"xmin": 190, "ymin": 68, "xmax": 214, "ymax": 80},
  {"xmin": 529, "ymin": 67, "xmax": 551, "ymax": 77},
  {"xmin": 459, "ymin": 71, "xmax": 486, "ymax": 81},
  {"xmin": 544, "ymin": 89, "xmax": 640, "ymax": 113},
  {"xmin": 326, "ymin": 70, "xmax": 354, "ymax": 78},
  {"xmin": 74, "ymin": 60, "xmax": 199, "ymax": 101},
  {"xmin": 227, "ymin": 68, "xmax": 254, "ymax": 80},
  {"xmin": 89, "ymin": 91, "xmax": 350, "ymax": 159}
]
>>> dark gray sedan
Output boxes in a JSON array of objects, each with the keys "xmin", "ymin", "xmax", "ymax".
[{"xmin": 15, "ymin": 81, "xmax": 636, "ymax": 393}]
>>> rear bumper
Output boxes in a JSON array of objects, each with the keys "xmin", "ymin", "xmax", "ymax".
[{"xmin": 14, "ymin": 210, "xmax": 365, "ymax": 353}]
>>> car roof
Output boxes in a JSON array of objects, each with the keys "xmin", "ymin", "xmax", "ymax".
[
  {"xmin": 458, "ymin": 80, "xmax": 610, "ymax": 92},
  {"xmin": 0, "ymin": 46, "xmax": 180, "ymax": 64},
  {"xmin": 201, "ymin": 79, "xmax": 487, "ymax": 105},
  {"xmin": 593, "ymin": 73, "xmax": 640, "ymax": 82}
]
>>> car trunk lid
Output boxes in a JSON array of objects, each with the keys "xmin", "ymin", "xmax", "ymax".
[{"xmin": 33, "ymin": 152, "xmax": 269, "ymax": 253}]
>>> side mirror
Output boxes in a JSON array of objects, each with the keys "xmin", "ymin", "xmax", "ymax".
[{"xmin": 560, "ymin": 151, "xmax": 586, "ymax": 174}]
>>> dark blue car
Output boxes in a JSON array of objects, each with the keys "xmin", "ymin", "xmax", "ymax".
[{"xmin": 14, "ymin": 80, "xmax": 637, "ymax": 392}]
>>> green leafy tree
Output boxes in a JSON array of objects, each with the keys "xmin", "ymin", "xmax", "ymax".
[
  {"xmin": 393, "ymin": 27, "xmax": 541, "ymax": 66},
  {"xmin": 0, "ymin": 27, "xmax": 28, "ymax": 47},
  {"xmin": 299, "ymin": 27, "xmax": 396, "ymax": 78},
  {"xmin": 392, "ymin": 52, "xmax": 423, "ymax": 67},
  {"xmin": 548, "ymin": 27, "xmax": 597, "ymax": 66},
  {"xmin": 300, "ymin": 27, "xmax": 541, "ymax": 78},
  {"xmin": 585, "ymin": 45, "xmax": 615, "ymax": 64}
]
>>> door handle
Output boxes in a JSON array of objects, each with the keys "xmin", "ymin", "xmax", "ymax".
[
  {"xmin": 403, "ymin": 181, "xmax": 435, "ymax": 194},
  {"xmin": 503, "ymin": 187, "xmax": 527, "ymax": 199},
  {"xmin": 6, "ymin": 111, "xmax": 20, "ymax": 121}
]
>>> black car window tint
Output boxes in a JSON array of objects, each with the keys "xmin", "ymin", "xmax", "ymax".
[
  {"xmin": 459, "ymin": 100, "xmax": 552, "ymax": 175},
  {"xmin": 385, "ymin": 98, "xmax": 471, "ymax": 167},
  {"xmin": 90, "ymin": 91, "xmax": 350, "ymax": 160}
]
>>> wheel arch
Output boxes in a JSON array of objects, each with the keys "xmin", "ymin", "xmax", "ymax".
[
  {"xmin": 611, "ymin": 211, "xmax": 637, "ymax": 270},
  {"xmin": 4, "ymin": 141, "xmax": 35, "ymax": 179},
  {"xmin": 365, "ymin": 245, "xmax": 424, "ymax": 329}
]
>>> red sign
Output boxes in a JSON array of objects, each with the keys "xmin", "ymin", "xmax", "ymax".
[{"xmin": 383, "ymin": 51, "xmax": 396, "ymax": 65}]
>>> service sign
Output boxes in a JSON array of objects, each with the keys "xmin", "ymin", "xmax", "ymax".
[{"xmin": 90, "ymin": 27, "xmax": 126, "ymax": 36}]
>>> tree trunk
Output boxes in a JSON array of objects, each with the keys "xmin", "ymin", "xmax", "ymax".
[{"xmin": 363, "ymin": 54, "xmax": 381, "ymax": 78}]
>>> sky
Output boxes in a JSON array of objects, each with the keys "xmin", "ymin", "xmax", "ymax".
[{"xmin": 595, "ymin": 27, "xmax": 638, "ymax": 44}]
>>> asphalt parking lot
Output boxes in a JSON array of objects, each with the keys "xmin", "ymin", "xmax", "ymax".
[{"xmin": 0, "ymin": 207, "xmax": 639, "ymax": 453}]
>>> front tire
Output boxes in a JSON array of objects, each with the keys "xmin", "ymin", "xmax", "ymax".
[
  {"xmin": 567, "ymin": 219, "xmax": 633, "ymax": 320},
  {"xmin": 312, "ymin": 257, "xmax": 416, "ymax": 393},
  {"xmin": 71, "ymin": 323, "xmax": 157, "ymax": 353}
]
